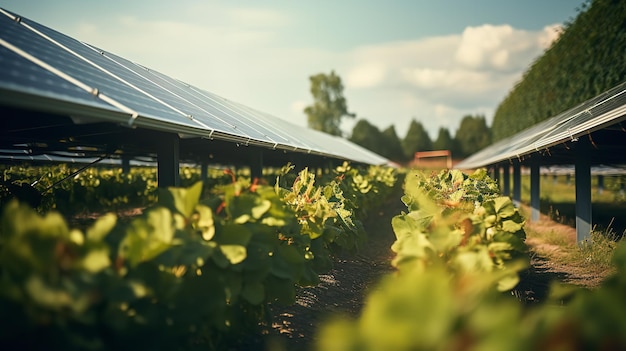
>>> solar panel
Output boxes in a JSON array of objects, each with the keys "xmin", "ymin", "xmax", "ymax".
[
  {"xmin": 5, "ymin": 13, "xmax": 213, "ymax": 133},
  {"xmin": 79, "ymin": 44, "xmax": 254, "ymax": 140},
  {"xmin": 0, "ymin": 7, "xmax": 389, "ymax": 166},
  {"xmin": 0, "ymin": 44, "xmax": 110, "ymax": 110},
  {"xmin": 455, "ymin": 81, "xmax": 626, "ymax": 169}
]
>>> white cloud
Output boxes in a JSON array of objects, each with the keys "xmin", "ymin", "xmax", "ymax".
[
  {"xmin": 404, "ymin": 68, "xmax": 488, "ymax": 91},
  {"xmin": 334, "ymin": 23, "xmax": 563, "ymax": 136},
  {"xmin": 538, "ymin": 24, "xmax": 563, "ymax": 49},
  {"xmin": 346, "ymin": 63, "xmax": 387, "ymax": 88},
  {"xmin": 455, "ymin": 24, "xmax": 515, "ymax": 69}
]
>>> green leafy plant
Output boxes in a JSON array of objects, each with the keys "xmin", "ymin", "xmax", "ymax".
[
  {"xmin": 316, "ymin": 168, "xmax": 626, "ymax": 351},
  {"xmin": 392, "ymin": 169, "xmax": 527, "ymax": 290},
  {"xmin": 0, "ymin": 163, "xmax": 398, "ymax": 350}
]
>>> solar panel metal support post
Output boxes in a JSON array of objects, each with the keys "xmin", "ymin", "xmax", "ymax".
[
  {"xmin": 502, "ymin": 163, "xmax": 511, "ymax": 196},
  {"xmin": 491, "ymin": 164, "xmax": 500, "ymax": 184},
  {"xmin": 200, "ymin": 159, "xmax": 208, "ymax": 183},
  {"xmin": 512, "ymin": 160, "xmax": 521, "ymax": 207},
  {"xmin": 575, "ymin": 138, "xmax": 592, "ymax": 243},
  {"xmin": 249, "ymin": 149, "xmax": 263, "ymax": 181},
  {"xmin": 530, "ymin": 156, "xmax": 541, "ymax": 222},
  {"xmin": 291, "ymin": 154, "xmax": 304, "ymax": 174},
  {"xmin": 156, "ymin": 133, "xmax": 180, "ymax": 188},
  {"xmin": 121, "ymin": 156, "xmax": 131, "ymax": 174}
]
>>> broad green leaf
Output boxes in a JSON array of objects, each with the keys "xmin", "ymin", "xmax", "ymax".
[
  {"xmin": 81, "ymin": 248, "xmax": 111, "ymax": 272},
  {"xmin": 450, "ymin": 169, "xmax": 465, "ymax": 186},
  {"xmin": 160, "ymin": 181, "xmax": 203, "ymax": 218},
  {"xmin": 25, "ymin": 276, "xmax": 89, "ymax": 312},
  {"xmin": 501, "ymin": 219, "xmax": 524, "ymax": 233},
  {"xmin": 193, "ymin": 204, "xmax": 215, "ymax": 241},
  {"xmin": 493, "ymin": 232, "xmax": 527, "ymax": 252},
  {"xmin": 429, "ymin": 226, "xmax": 463, "ymax": 252},
  {"xmin": 146, "ymin": 208, "xmax": 175, "ymax": 243},
  {"xmin": 448, "ymin": 189, "xmax": 465, "ymax": 203},
  {"xmin": 454, "ymin": 247, "xmax": 494, "ymax": 273},
  {"xmin": 488, "ymin": 241, "xmax": 512, "ymax": 253},
  {"xmin": 86, "ymin": 213, "xmax": 117, "ymax": 242},
  {"xmin": 234, "ymin": 214, "xmax": 251, "ymax": 224},
  {"xmin": 121, "ymin": 207, "xmax": 174, "ymax": 266},
  {"xmin": 497, "ymin": 273, "xmax": 520, "ymax": 292},
  {"xmin": 360, "ymin": 269, "xmax": 456, "ymax": 350},
  {"xmin": 69, "ymin": 229, "xmax": 84, "ymax": 245},
  {"xmin": 270, "ymin": 245, "xmax": 304, "ymax": 279},
  {"xmin": 241, "ymin": 281, "xmax": 265, "ymax": 305},
  {"xmin": 251, "ymin": 199, "xmax": 271, "ymax": 219},
  {"xmin": 220, "ymin": 245, "xmax": 247, "ymax": 264},
  {"xmin": 218, "ymin": 223, "xmax": 253, "ymax": 246},
  {"xmin": 261, "ymin": 217, "xmax": 286, "ymax": 226},
  {"xmin": 493, "ymin": 197, "xmax": 516, "ymax": 218}
]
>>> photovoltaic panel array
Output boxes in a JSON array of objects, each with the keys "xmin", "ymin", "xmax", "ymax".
[
  {"xmin": 0, "ymin": 8, "xmax": 388, "ymax": 166},
  {"xmin": 455, "ymin": 81, "xmax": 626, "ymax": 169}
]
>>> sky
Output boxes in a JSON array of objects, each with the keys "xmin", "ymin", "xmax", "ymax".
[{"xmin": 4, "ymin": 0, "xmax": 583, "ymax": 139}]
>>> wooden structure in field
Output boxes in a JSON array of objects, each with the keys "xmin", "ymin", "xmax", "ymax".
[{"xmin": 413, "ymin": 150, "xmax": 452, "ymax": 169}]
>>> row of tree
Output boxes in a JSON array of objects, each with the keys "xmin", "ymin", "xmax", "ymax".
[
  {"xmin": 302, "ymin": 71, "xmax": 491, "ymax": 164},
  {"xmin": 491, "ymin": 0, "xmax": 626, "ymax": 141},
  {"xmin": 349, "ymin": 115, "xmax": 490, "ymax": 164}
]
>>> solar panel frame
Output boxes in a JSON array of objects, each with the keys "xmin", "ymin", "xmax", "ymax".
[{"xmin": 455, "ymin": 81, "xmax": 626, "ymax": 169}]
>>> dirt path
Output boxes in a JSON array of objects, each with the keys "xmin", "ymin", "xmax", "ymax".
[
  {"xmin": 234, "ymin": 188, "xmax": 405, "ymax": 351},
  {"xmin": 514, "ymin": 205, "xmax": 612, "ymax": 304}
]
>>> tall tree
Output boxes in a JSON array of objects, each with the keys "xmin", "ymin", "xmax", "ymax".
[
  {"xmin": 402, "ymin": 119, "xmax": 432, "ymax": 160},
  {"xmin": 381, "ymin": 125, "xmax": 406, "ymax": 163},
  {"xmin": 432, "ymin": 127, "xmax": 459, "ymax": 158},
  {"xmin": 454, "ymin": 114, "xmax": 491, "ymax": 158},
  {"xmin": 304, "ymin": 71, "xmax": 355, "ymax": 136},
  {"xmin": 350, "ymin": 119, "xmax": 384, "ymax": 154}
]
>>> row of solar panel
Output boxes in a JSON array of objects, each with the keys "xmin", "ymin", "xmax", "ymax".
[
  {"xmin": 0, "ymin": 7, "xmax": 388, "ymax": 166},
  {"xmin": 456, "ymin": 81, "xmax": 626, "ymax": 169}
]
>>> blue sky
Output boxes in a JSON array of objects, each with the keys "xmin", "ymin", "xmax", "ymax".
[{"xmin": 5, "ymin": 0, "xmax": 583, "ymax": 138}]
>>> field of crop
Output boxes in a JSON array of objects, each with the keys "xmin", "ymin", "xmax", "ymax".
[{"xmin": 1, "ymin": 164, "xmax": 625, "ymax": 350}]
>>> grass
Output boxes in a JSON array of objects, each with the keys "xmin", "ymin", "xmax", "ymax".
[
  {"xmin": 510, "ymin": 173, "xmax": 626, "ymax": 236},
  {"xmin": 573, "ymin": 225, "xmax": 623, "ymax": 270},
  {"xmin": 520, "ymin": 204, "xmax": 622, "ymax": 288}
]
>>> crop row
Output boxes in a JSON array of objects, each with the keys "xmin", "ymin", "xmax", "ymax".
[
  {"xmin": 316, "ymin": 169, "xmax": 626, "ymax": 350},
  {"xmin": 0, "ymin": 162, "xmax": 397, "ymax": 350}
]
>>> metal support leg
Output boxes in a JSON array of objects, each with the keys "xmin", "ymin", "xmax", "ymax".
[
  {"xmin": 575, "ymin": 139, "xmax": 592, "ymax": 243},
  {"xmin": 512, "ymin": 161, "xmax": 521, "ymax": 206},
  {"xmin": 157, "ymin": 133, "xmax": 180, "ymax": 188},
  {"xmin": 530, "ymin": 158, "xmax": 540, "ymax": 222},
  {"xmin": 502, "ymin": 164, "xmax": 510, "ymax": 196}
]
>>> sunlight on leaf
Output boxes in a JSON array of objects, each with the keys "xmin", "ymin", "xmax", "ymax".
[{"xmin": 220, "ymin": 245, "xmax": 247, "ymax": 264}]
